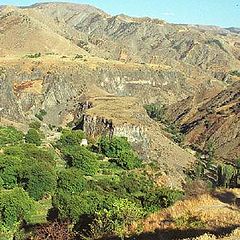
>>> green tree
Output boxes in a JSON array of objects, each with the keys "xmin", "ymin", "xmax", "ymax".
[
  {"xmin": 25, "ymin": 129, "xmax": 42, "ymax": 146},
  {"xmin": 22, "ymin": 162, "xmax": 57, "ymax": 200},
  {"xmin": 0, "ymin": 155, "xmax": 21, "ymax": 189},
  {"xmin": 63, "ymin": 146, "xmax": 99, "ymax": 175},
  {"xmin": 4, "ymin": 144, "xmax": 56, "ymax": 166},
  {"xmin": 99, "ymin": 136, "xmax": 142, "ymax": 170},
  {"xmin": 0, "ymin": 188, "xmax": 36, "ymax": 237},
  {"xmin": 57, "ymin": 129, "xmax": 85, "ymax": 148},
  {"xmin": 0, "ymin": 126, "xmax": 24, "ymax": 147},
  {"xmin": 57, "ymin": 168, "xmax": 86, "ymax": 193},
  {"xmin": 54, "ymin": 190, "xmax": 106, "ymax": 222}
]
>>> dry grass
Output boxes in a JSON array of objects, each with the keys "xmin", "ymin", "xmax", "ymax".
[
  {"xmin": 139, "ymin": 189, "xmax": 240, "ymax": 235},
  {"xmin": 191, "ymin": 228, "xmax": 240, "ymax": 240}
]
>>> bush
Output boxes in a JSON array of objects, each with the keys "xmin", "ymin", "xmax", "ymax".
[
  {"xmin": 35, "ymin": 109, "xmax": 47, "ymax": 121},
  {"xmin": 144, "ymin": 103, "xmax": 166, "ymax": 122},
  {"xmin": 142, "ymin": 188, "xmax": 183, "ymax": 213},
  {"xmin": 0, "ymin": 126, "xmax": 24, "ymax": 146},
  {"xmin": 229, "ymin": 70, "xmax": 240, "ymax": 77},
  {"xmin": 99, "ymin": 136, "xmax": 142, "ymax": 170},
  {"xmin": 88, "ymin": 198, "xmax": 143, "ymax": 238},
  {"xmin": 57, "ymin": 168, "xmax": 86, "ymax": 193},
  {"xmin": 0, "ymin": 188, "xmax": 36, "ymax": 231},
  {"xmin": 63, "ymin": 146, "xmax": 99, "ymax": 175},
  {"xmin": 0, "ymin": 155, "xmax": 21, "ymax": 189},
  {"xmin": 54, "ymin": 190, "xmax": 106, "ymax": 222},
  {"xmin": 22, "ymin": 162, "xmax": 57, "ymax": 200},
  {"xmin": 57, "ymin": 129, "xmax": 85, "ymax": 148},
  {"xmin": 114, "ymin": 150, "xmax": 142, "ymax": 170},
  {"xmin": 26, "ymin": 53, "xmax": 41, "ymax": 58},
  {"xmin": 118, "ymin": 172, "xmax": 154, "ymax": 197},
  {"xmin": 25, "ymin": 129, "xmax": 42, "ymax": 146},
  {"xmin": 29, "ymin": 121, "xmax": 41, "ymax": 130},
  {"xmin": 99, "ymin": 136, "xmax": 132, "ymax": 158},
  {"xmin": 4, "ymin": 144, "xmax": 55, "ymax": 166}
]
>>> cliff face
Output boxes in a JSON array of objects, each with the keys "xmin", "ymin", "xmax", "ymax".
[
  {"xmin": 0, "ymin": 56, "xmax": 223, "ymax": 125},
  {"xmin": 78, "ymin": 95, "xmax": 195, "ymax": 188}
]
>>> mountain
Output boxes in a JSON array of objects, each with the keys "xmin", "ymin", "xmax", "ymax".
[
  {"xmin": 0, "ymin": 2, "xmax": 239, "ymax": 240},
  {"xmin": 0, "ymin": 2, "xmax": 239, "ymax": 181}
]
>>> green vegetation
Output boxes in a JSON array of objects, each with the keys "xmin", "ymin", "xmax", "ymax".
[
  {"xmin": 35, "ymin": 109, "xmax": 47, "ymax": 121},
  {"xmin": 0, "ymin": 188, "xmax": 36, "ymax": 239},
  {"xmin": 29, "ymin": 121, "xmax": 41, "ymax": 130},
  {"xmin": 26, "ymin": 52, "xmax": 41, "ymax": 58},
  {"xmin": 206, "ymin": 39, "xmax": 226, "ymax": 52},
  {"xmin": 74, "ymin": 54, "xmax": 83, "ymax": 59},
  {"xmin": 99, "ymin": 136, "xmax": 142, "ymax": 169},
  {"xmin": 25, "ymin": 128, "xmax": 42, "ymax": 146},
  {"xmin": 57, "ymin": 129, "xmax": 85, "ymax": 148},
  {"xmin": 0, "ymin": 126, "xmax": 183, "ymax": 239},
  {"xmin": 144, "ymin": 103, "xmax": 184, "ymax": 144},
  {"xmin": 0, "ymin": 126, "xmax": 24, "ymax": 147},
  {"xmin": 62, "ymin": 145, "xmax": 99, "ymax": 175},
  {"xmin": 174, "ymin": 213, "xmax": 205, "ymax": 229},
  {"xmin": 186, "ymin": 145, "xmax": 239, "ymax": 189},
  {"xmin": 229, "ymin": 70, "xmax": 240, "ymax": 77}
]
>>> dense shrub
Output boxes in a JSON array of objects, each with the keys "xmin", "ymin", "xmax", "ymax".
[
  {"xmin": 144, "ymin": 103, "xmax": 166, "ymax": 122},
  {"xmin": 98, "ymin": 136, "xmax": 142, "ymax": 170},
  {"xmin": 115, "ymin": 149, "xmax": 142, "ymax": 169},
  {"xmin": 35, "ymin": 109, "xmax": 47, "ymax": 121},
  {"xmin": 0, "ymin": 155, "xmax": 21, "ymax": 189},
  {"xmin": 88, "ymin": 198, "xmax": 143, "ymax": 238},
  {"xmin": 57, "ymin": 129, "xmax": 85, "ymax": 148},
  {"xmin": 26, "ymin": 52, "xmax": 41, "ymax": 58},
  {"xmin": 0, "ymin": 188, "xmax": 36, "ymax": 232},
  {"xmin": 142, "ymin": 188, "xmax": 183, "ymax": 213},
  {"xmin": 4, "ymin": 144, "xmax": 55, "ymax": 166},
  {"xmin": 118, "ymin": 172, "xmax": 154, "ymax": 197},
  {"xmin": 29, "ymin": 121, "xmax": 41, "ymax": 130},
  {"xmin": 0, "ymin": 126, "xmax": 24, "ymax": 146},
  {"xmin": 54, "ymin": 190, "xmax": 107, "ymax": 222},
  {"xmin": 57, "ymin": 168, "xmax": 86, "ymax": 193},
  {"xmin": 63, "ymin": 146, "xmax": 99, "ymax": 175},
  {"xmin": 99, "ymin": 136, "xmax": 132, "ymax": 158},
  {"xmin": 25, "ymin": 128, "xmax": 42, "ymax": 146},
  {"xmin": 22, "ymin": 162, "xmax": 57, "ymax": 200},
  {"xmin": 1, "ymin": 144, "xmax": 56, "ymax": 200},
  {"xmin": 144, "ymin": 104, "xmax": 184, "ymax": 144}
]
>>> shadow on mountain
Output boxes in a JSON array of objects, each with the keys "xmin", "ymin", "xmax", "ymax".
[
  {"xmin": 212, "ymin": 191, "xmax": 237, "ymax": 205},
  {"xmin": 100, "ymin": 225, "xmax": 240, "ymax": 240}
]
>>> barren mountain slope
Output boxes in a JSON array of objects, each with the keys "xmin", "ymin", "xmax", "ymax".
[
  {"xmin": 0, "ymin": 6, "xmax": 88, "ymax": 56},
  {"xmin": 29, "ymin": 2, "xmax": 240, "ymax": 80},
  {"xmin": 167, "ymin": 81, "xmax": 240, "ymax": 163}
]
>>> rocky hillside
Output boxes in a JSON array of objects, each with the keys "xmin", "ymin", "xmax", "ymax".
[
  {"xmin": 27, "ymin": 3, "xmax": 240, "ymax": 78},
  {"xmin": 167, "ymin": 81, "xmax": 240, "ymax": 163},
  {"xmin": 0, "ymin": 2, "xmax": 239, "ymax": 184}
]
